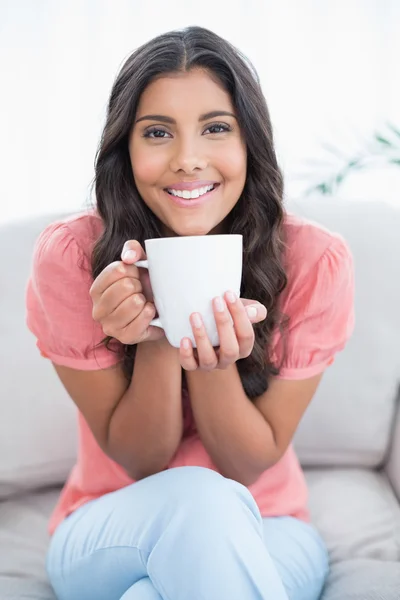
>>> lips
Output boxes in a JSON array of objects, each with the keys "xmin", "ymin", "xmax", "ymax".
[
  {"xmin": 163, "ymin": 183, "xmax": 219, "ymax": 208},
  {"xmin": 166, "ymin": 183, "xmax": 217, "ymax": 200}
]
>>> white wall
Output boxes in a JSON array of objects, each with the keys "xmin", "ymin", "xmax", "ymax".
[{"xmin": 1, "ymin": 0, "xmax": 399, "ymax": 224}]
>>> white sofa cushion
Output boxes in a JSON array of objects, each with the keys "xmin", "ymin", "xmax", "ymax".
[
  {"xmin": 305, "ymin": 468, "xmax": 400, "ymax": 563},
  {"xmin": 0, "ymin": 214, "xmax": 77, "ymax": 498},
  {"xmin": 291, "ymin": 199, "xmax": 400, "ymax": 467}
]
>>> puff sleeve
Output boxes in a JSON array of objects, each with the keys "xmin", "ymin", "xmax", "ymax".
[
  {"xmin": 25, "ymin": 221, "xmax": 122, "ymax": 370},
  {"xmin": 274, "ymin": 236, "xmax": 355, "ymax": 380}
]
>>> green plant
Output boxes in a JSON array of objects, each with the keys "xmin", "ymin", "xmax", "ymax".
[{"xmin": 305, "ymin": 122, "xmax": 400, "ymax": 196}]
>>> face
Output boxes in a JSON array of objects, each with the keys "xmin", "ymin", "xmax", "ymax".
[{"xmin": 129, "ymin": 69, "xmax": 247, "ymax": 237}]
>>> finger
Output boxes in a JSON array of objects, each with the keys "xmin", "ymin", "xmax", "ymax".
[
  {"xmin": 225, "ymin": 291, "xmax": 255, "ymax": 359},
  {"xmin": 115, "ymin": 300, "xmax": 161, "ymax": 345},
  {"xmin": 190, "ymin": 313, "xmax": 218, "ymax": 371},
  {"xmin": 245, "ymin": 304, "xmax": 267, "ymax": 323},
  {"xmin": 121, "ymin": 240, "xmax": 154, "ymax": 301},
  {"xmin": 212, "ymin": 296, "xmax": 239, "ymax": 368},
  {"xmin": 123, "ymin": 301, "xmax": 159, "ymax": 343},
  {"xmin": 92, "ymin": 277, "xmax": 143, "ymax": 321},
  {"xmin": 101, "ymin": 294, "xmax": 148, "ymax": 337},
  {"xmin": 241, "ymin": 299, "xmax": 268, "ymax": 323},
  {"xmin": 121, "ymin": 240, "xmax": 146, "ymax": 264},
  {"xmin": 179, "ymin": 338, "xmax": 198, "ymax": 371},
  {"xmin": 90, "ymin": 261, "xmax": 142, "ymax": 300}
]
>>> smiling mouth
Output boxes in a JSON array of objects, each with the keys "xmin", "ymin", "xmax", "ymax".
[{"xmin": 164, "ymin": 183, "xmax": 220, "ymax": 200}]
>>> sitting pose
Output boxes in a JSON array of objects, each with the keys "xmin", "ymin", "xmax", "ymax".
[{"xmin": 26, "ymin": 26, "xmax": 354, "ymax": 600}]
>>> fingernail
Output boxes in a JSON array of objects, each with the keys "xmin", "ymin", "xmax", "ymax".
[
  {"xmin": 192, "ymin": 313, "xmax": 202, "ymax": 328},
  {"xmin": 214, "ymin": 296, "xmax": 225, "ymax": 312},
  {"xmin": 226, "ymin": 291, "xmax": 237, "ymax": 304},
  {"xmin": 246, "ymin": 305, "xmax": 258, "ymax": 319},
  {"xmin": 182, "ymin": 338, "xmax": 191, "ymax": 350},
  {"xmin": 122, "ymin": 250, "xmax": 137, "ymax": 261}
]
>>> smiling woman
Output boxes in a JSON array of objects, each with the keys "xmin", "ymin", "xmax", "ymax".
[
  {"xmin": 25, "ymin": 25, "xmax": 354, "ymax": 600},
  {"xmin": 129, "ymin": 70, "xmax": 247, "ymax": 237},
  {"xmin": 92, "ymin": 29, "xmax": 288, "ymax": 400}
]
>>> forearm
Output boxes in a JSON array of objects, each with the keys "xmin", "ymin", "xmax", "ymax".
[
  {"xmin": 108, "ymin": 338, "xmax": 183, "ymax": 480},
  {"xmin": 186, "ymin": 365, "xmax": 278, "ymax": 486}
]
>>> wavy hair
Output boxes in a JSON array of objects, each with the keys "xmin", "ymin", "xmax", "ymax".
[{"xmin": 91, "ymin": 26, "xmax": 287, "ymax": 399}]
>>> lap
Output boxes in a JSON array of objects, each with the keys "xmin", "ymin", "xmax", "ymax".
[{"xmin": 47, "ymin": 468, "xmax": 329, "ymax": 600}]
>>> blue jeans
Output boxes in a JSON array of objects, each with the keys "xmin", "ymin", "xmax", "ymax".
[{"xmin": 46, "ymin": 467, "xmax": 329, "ymax": 600}]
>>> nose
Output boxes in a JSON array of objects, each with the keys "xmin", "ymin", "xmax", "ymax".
[{"xmin": 169, "ymin": 139, "xmax": 208, "ymax": 174}]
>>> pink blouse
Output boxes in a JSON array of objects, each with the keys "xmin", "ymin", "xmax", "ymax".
[{"xmin": 25, "ymin": 209, "xmax": 354, "ymax": 535}]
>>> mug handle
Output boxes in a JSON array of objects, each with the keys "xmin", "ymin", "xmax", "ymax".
[{"xmin": 134, "ymin": 260, "xmax": 163, "ymax": 330}]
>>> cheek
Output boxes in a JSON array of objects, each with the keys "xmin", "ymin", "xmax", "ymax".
[
  {"xmin": 214, "ymin": 144, "xmax": 246, "ymax": 183},
  {"xmin": 131, "ymin": 147, "xmax": 166, "ymax": 187}
]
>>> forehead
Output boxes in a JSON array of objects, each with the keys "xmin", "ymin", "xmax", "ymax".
[{"xmin": 136, "ymin": 69, "xmax": 235, "ymax": 116}]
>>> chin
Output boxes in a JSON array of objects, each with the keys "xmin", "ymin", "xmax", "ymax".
[{"xmin": 169, "ymin": 221, "xmax": 215, "ymax": 237}]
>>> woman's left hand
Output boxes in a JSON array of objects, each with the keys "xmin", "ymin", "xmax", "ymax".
[{"xmin": 179, "ymin": 291, "xmax": 267, "ymax": 371}]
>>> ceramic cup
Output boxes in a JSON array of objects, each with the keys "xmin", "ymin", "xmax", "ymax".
[{"xmin": 135, "ymin": 234, "xmax": 243, "ymax": 347}]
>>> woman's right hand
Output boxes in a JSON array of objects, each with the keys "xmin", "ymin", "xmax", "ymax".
[{"xmin": 89, "ymin": 240, "xmax": 165, "ymax": 345}]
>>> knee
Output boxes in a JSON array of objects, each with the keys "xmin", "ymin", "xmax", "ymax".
[{"xmin": 163, "ymin": 467, "xmax": 260, "ymax": 525}]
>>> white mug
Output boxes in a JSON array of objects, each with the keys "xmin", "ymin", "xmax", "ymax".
[{"xmin": 135, "ymin": 234, "xmax": 243, "ymax": 348}]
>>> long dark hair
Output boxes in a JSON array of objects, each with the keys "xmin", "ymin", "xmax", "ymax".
[{"xmin": 90, "ymin": 26, "xmax": 287, "ymax": 399}]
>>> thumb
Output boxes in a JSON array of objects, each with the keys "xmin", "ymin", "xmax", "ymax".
[{"xmin": 121, "ymin": 240, "xmax": 146, "ymax": 264}]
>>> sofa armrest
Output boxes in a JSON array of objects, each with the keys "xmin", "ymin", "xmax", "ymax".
[{"xmin": 386, "ymin": 395, "xmax": 400, "ymax": 501}]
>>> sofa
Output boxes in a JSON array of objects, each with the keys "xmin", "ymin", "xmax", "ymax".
[{"xmin": 0, "ymin": 197, "xmax": 399, "ymax": 600}]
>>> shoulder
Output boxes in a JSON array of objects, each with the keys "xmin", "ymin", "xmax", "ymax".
[
  {"xmin": 33, "ymin": 208, "xmax": 104, "ymax": 268},
  {"xmin": 283, "ymin": 211, "xmax": 351, "ymax": 270},
  {"xmin": 280, "ymin": 211, "xmax": 354, "ymax": 319},
  {"xmin": 26, "ymin": 209, "xmax": 121, "ymax": 370},
  {"xmin": 31, "ymin": 209, "xmax": 105, "ymax": 291},
  {"xmin": 272, "ymin": 212, "xmax": 355, "ymax": 379},
  {"xmin": 282, "ymin": 212, "xmax": 353, "ymax": 296}
]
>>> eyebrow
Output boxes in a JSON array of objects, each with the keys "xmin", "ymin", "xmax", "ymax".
[{"xmin": 135, "ymin": 110, "xmax": 237, "ymax": 124}]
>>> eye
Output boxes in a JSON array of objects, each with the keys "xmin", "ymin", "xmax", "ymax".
[
  {"xmin": 143, "ymin": 127, "xmax": 172, "ymax": 139},
  {"xmin": 203, "ymin": 123, "xmax": 232, "ymax": 135}
]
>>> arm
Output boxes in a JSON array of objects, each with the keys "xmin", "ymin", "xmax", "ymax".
[
  {"xmin": 186, "ymin": 365, "xmax": 321, "ymax": 486},
  {"xmin": 53, "ymin": 337, "xmax": 183, "ymax": 481}
]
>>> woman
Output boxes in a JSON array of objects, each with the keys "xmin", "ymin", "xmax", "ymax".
[{"xmin": 26, "ymin": 26, "xmax": 354, "ymax": 600}]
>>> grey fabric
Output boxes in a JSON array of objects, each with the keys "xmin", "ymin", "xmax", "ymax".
[
  {"xmin": 321, "ymin": 559, "xmax": 400, "ymax": 600},
  {"xmin": 306, "ymin": 469, "xmax": 400, "ymax": 562},
  {"xmin": 0, "ymin": 577, "xmax": 55, "ymax": 600},
  {"xmin": 387, "ymin": 400, "xmax": 400, "ymax": 502},
  {"xmin": 0, "ymin": 489, "xmax": 58, "ymax": 580}
]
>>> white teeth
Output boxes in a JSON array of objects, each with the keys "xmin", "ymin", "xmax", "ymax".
[{"xmin": 167, "ymin": 184, "xmax": 215, "ymax": 199}]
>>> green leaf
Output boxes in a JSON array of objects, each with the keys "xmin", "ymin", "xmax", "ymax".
[
  {"xmin": 335, "ymin": 173, "xmax": 345, "ymax": 185},
  {"xmin": 347, "ymin": 158, "xmax": 364, "ymax": 170},
  {"xmin": 375, "ymin": 134, "xmax": 393, "ymax": 147},
  {"xmin": 389, "ymin": 159, "xmax": 400, "ymax": 165},
  {"xmin": 387, "ymin": 123, "xmax": 400, "ymax": 138},
  {"xmin": 316, "ymin": 182, "xmax": 333, "ymax": 195}
]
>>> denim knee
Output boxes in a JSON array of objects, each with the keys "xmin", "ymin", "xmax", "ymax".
[{"xmin": 158, "ymin": 466, "xmax": 263, "ymax": 531}]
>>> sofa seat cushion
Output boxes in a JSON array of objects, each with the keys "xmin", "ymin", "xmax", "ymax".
[
  {"xmin": 306, "ymin": 468, "xmax": 400, "ymax": 562},
  {"xmin": 322, "ymin": 559, "xmax": 400, "ymax": 600},
  {"xmin": 0, "ymin": 488, "xmax": 58, "ymax": 599},
  {"xmin": 0, "ymin": 469, "xmax": 399, "ymax": 600}
]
